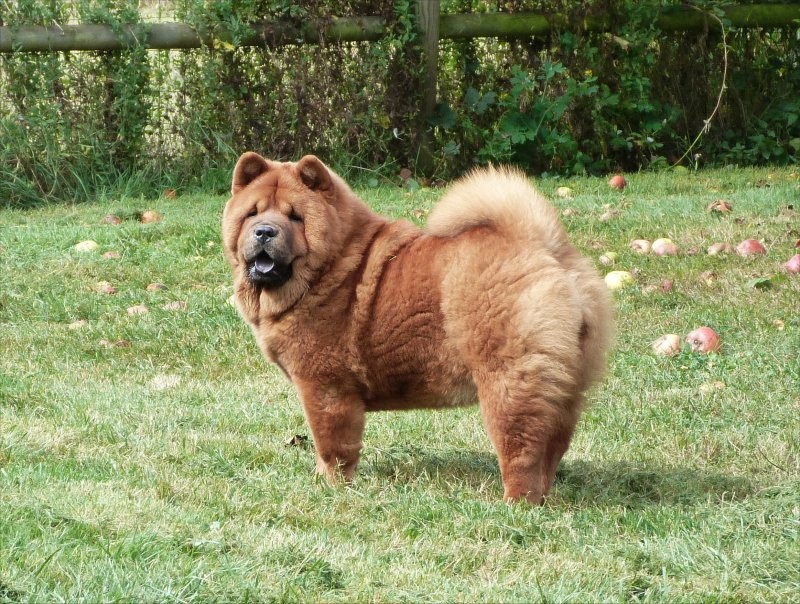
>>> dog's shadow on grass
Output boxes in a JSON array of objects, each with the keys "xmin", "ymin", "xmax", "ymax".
[
  {"xmin": 364, "ymin": 446, "xmax": 754, "ymax": 506},
  {"xmin": 553, "ymin": 459, "xmax": 754, "ymax": 506}
]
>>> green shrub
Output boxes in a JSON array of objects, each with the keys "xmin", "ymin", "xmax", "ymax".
[{"xmin": 1, "ymin": 0, "xmax": 798, "ymax": 206}]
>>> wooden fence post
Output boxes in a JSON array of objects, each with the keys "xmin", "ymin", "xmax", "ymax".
[{"xmin": 416, "ymin": 0, "xmax": 440, "ymax": 174}]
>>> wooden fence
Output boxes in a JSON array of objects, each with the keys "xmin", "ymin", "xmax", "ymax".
[
  {"xmin": 2, "ymin": 2, "xmax": 798, "ymax": 173},
  {"xmin": 2, "ymin": 4, "xmax": 799, "ymax": 53}
]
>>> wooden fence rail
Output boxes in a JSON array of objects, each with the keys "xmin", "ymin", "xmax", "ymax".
[{"xmin": 1, "ymin": 4, "xmax": 799, "ymax": 53}]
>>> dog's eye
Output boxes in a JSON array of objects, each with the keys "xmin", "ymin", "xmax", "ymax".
[
  {"xmin": 288, "ymin": 209, "xmax": 303, "ymax": 223},
  {"xmin": 246, "ymin": 208, "xmax": 258, "ymax": 218}
]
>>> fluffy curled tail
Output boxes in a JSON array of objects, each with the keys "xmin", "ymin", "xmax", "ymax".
[
  {"xmin": 428, "ymin": 165, "xmax": 613, "ymax": 393},
  {"xmin": 426, "ymin": 165, "xmax": 569, "ymax": 256}
]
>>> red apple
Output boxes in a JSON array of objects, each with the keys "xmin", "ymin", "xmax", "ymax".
[
  {"xmin": 608, "ymin": 174, "xmax": 626, "ymax": 190},
  {"xmin": 735, "ymin": 239, "xmax": 766, "ymax": 256},
  {"xmin": 785, "ymin": 254, "xmax": 800, "ymax": 274},
  {"xmin": 685, "ymin": 327, "xmax": 721, "ymax": 354}
]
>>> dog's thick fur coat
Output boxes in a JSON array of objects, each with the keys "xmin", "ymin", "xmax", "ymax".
[{"xmin": 222, "ymin": 153, "xmax": 612, "ymax": 502}]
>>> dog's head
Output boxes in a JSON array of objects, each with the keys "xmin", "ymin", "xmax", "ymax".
[{"xmin": 222, "ymin": 152, "xmax": 351, "ymax": 317}]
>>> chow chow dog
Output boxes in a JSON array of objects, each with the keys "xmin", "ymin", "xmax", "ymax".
[{"xmin": 222, "ymin": 153, "xmax": 612, "ymax": 503}]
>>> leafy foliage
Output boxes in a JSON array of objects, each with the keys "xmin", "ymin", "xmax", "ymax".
[
  {"xmin": 433, "ymin": 0, "xmax": 800, "ymax": 176},
  {"xmin": 0, "ymin": 0, "xmax": 799, "ymax": 205}
]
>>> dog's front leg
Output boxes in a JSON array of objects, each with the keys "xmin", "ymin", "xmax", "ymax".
[{"xmin": 295, "ymin": 380, "xmax": 366, "ymax": 483}]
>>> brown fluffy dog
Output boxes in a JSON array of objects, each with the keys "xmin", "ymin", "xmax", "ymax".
[{"xmin": 222, "ymin": 153, "xmax": 612, "ymax": 503}]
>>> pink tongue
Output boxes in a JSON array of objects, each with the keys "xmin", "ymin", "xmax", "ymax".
[{"xmin": 255, "ymin": 256, "xmax": 275, "ymax": 273}]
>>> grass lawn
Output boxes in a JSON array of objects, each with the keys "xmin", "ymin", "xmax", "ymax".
[{"xmin": 1, "ymin": 167, "xmax": 798, "ymax": 602}]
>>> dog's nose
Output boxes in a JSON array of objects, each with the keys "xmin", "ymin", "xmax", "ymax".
[{"xmin": 254, "ymin": 224, "xmax": 278, "ymax": 241}]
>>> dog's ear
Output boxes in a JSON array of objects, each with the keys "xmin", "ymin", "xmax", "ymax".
[
  {"xmin": 296, "ymin": 155, "xmax": 332, "ymax": 192},
  {"xmin": 232, "ymin": 152, "xmax": 270, "ymax": 194}
]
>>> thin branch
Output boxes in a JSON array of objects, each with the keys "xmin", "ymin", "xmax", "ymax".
[{"xmin": 671, "ymin": 5, "xmax": 730, "ymax": 168}]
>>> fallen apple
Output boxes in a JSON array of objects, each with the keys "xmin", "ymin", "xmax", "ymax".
[
  {"xmin": 74, "ymin": 240, "xmax": 99, "ymax": 253},
  {"xmin": 95, "ymin": 281, "xmax": 117, "ymax": 295},
  {"xmin": 604, "ymin": 270, "xmax": 635, "ymax": 290},
  {"xmin": 785, "ymin": 254, "xmax": 800, "ymax": 274},
  {"xmin": 555, "ymin": 186, "xmax": 573, "ymax": 199},
  {"xmin": 127, "ymin": 304, "xmax": 149, "ymax": 315},
  {"xmin": 685, "ymin": 326, "xmax": 721, "ymax": 354},
  {"xmin": 735, "ymin": 239, "xmax": 766, "ymax": 256},
  {"xmin": 652, "ymin": 334, "xmax": 681, "ymax": 356},
  {"xmin": 608, "ymin": 174, "xmax": 626, "ymax": 190},
  {"xmin": 707, "ymin": 242, "xmax": 732, "ymax": 256},
  {"xmin": 707, "ymin": 199, "xmax": 733, "ymax": 214},
  {"xmin": 652, "ymin": 238, "xmax": 679, "ymax": 256},
  {"xmin": 599, "ymin": 251, "xmax": 618, "ymax": 266},
  {"xmin": 101, "ymin": 214, "xmax": 122, "ymax": 225},
  {"xmin": 630, "ymin": 239, "xmax": 651, "ymax": 254},
  {"xmin": 140, "ymin": 210, "xmax": 163, "ymax": 224}
]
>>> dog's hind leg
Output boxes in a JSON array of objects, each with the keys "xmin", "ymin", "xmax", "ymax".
[
  {"xmin": 540, "ymin": 412, "xmax": 577, "ymax": 498},
  {"xmin": 475, "ymin": 368, "xmax": 578, "ymax": 504}
]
